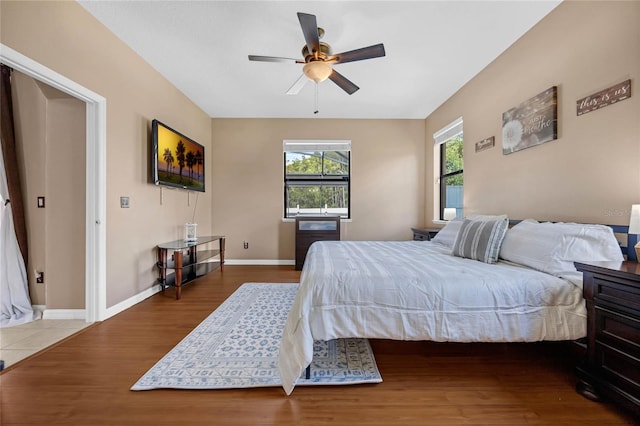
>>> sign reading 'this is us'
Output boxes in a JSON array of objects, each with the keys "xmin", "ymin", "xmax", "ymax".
[{"xmin": 576, "ymin": 79, "xmax": 631, "ymax": 116}]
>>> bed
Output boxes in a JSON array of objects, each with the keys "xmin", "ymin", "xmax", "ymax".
[{"xmin": 278, "ymin": 216, "xmax": 625, "ymax": 395}]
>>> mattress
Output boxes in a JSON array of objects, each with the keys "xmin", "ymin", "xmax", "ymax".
[{"xmin": 278, "ymin": 240, "xmax": 587, "ymax": 395}]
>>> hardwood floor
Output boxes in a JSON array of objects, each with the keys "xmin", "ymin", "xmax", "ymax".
[{"xmin": 1, "ymin": 265, "xmax": 636, "ymax": 425}]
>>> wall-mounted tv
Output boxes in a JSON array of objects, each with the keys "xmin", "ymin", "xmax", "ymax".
[{"xmin": 151, "ymin": 119, "xmax": 205, "ymax": 192}]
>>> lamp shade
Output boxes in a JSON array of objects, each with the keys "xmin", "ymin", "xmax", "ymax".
[
  {"xmin": 629, "ymin": 204, "xmax": 640, "ymax": 234},
  {"xmin": 303, "ymin": 61, "xmax": 332, "ymax": 83},
  {"xmin": 443, "ymin": 208, "xmax": 457, "ymax": 221}
]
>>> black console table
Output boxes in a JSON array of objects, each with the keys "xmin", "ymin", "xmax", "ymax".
[{"xmin": 157, "ymin": 236, "xmax": 225, "ymax": 299}]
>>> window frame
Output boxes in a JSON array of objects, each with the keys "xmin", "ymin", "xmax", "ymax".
[
  {"xmin": 433, "ymin": 118, "xmax": 463, "ymax": 222},
  {"xmin": 283, "ymin": 140, "xmax": 351, "ymax": 219},
  {"xmin": 439, "ymin": 138, "xmax": 463, "ymax": 220}
]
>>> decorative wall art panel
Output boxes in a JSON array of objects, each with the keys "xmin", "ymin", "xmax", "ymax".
[
  {"xmin": 502, "ymin": 86, "xmax": 557, "ymax": 155},
  {"xmin": 576, "ymin": 79, "xmax": 631, "ymax": 116},
  {"xmin": 475, "ymin": 136, "xmax": 495, "ymax": 153}
]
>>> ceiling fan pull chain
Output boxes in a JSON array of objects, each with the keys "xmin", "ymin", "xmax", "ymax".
[{"xmin": 314, "ymin": 82, "xmax": 319, "ymax": 115}]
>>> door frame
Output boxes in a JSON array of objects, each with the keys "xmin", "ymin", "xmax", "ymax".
[{"xmin": 1, "ymin": 44, "xmax": 107, "ymax": 322}]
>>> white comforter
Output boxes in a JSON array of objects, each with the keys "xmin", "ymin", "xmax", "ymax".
[{"xmin": 278, "ymin": 240, "xmax": 586, "ymax": 395}]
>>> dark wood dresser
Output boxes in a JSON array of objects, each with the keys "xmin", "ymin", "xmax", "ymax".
[
  {"xmin": 295, "ymin": 216, "xmax": 340, "ymax": 270},
  {"xmin": 575, "ymin": 260, "xmax": 640, "ymax": 417}
]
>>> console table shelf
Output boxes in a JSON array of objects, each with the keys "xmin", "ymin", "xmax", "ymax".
[
  {"xmin": 157, "ymin": 236, "xmax": 225, "ymax": 299},
  {"xmin": 158, "ymin": 261, "xmax": 222, "ymax": 287}
]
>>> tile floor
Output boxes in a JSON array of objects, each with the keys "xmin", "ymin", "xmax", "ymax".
[{"xmin": 0, "ymin": 319, "xmax": 91, "ymax": 370}]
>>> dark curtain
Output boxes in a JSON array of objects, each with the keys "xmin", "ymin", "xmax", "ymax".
[{"xmin": 0, "ymin": 64, "xmax": 28, "ymax": 265}]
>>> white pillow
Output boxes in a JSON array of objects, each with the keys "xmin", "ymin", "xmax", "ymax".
[
  {"xmin": 499, "ymin": 221, "xmax": 623, "ymax": 276},
  {"xmin": 430, "ymin": 218, "xmax": 463, "ymax": 249}
]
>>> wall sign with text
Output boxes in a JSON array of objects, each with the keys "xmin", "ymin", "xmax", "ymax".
[
  {"xmin": 576, "ymin": 79, "xmax": 631, "ymax": 116},
  {"xmin": 475, "ymin": 136, "xmax": 495, "ymax": 153},
  {"xmin": 502, "ymin": 86, "xmax": 558, "ymax": 155}
]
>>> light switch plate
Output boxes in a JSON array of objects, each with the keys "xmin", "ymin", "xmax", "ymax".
[{"xmin": 120, "ymin": 196, "xmax": 130, "ymax": 208}]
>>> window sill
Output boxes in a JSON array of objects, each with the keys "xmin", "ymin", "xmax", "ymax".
[{"xmin": 282, "ymin": 217, "xmax": 352, "ymax": 223}]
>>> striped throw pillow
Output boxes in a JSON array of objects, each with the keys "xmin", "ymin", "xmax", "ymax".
[{"xmin": 452, "ymin": 215, "xmax": 509, "ymax": 264}]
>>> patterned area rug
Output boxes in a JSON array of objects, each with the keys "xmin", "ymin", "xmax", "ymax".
[{"xmin": 131, "ymin": 283, "xmax": 382, "ymax": 390}]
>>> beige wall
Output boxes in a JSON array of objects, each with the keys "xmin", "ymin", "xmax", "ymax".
[
  {"xmin": 425, "ymin": 0, "xmax": 640, "ymax": 226},
  {"xmin": 3, "ymin": 0, "xmax": 638, "ymax": 311},
  {"xmin": 11, "ymin": 72, "xmax": 47, "ymax": 305},
  {"xmin": 12, "ymin": 72, "xmax": 86, "ymax": 309},
  {"xmin": 45, "ymin": 95, "xmax": 86, "ymax": 309},
  {"xmin": 211, "ymin": 118, "xmax": 425, "ymax": 260},
  {"xmin": 1, "ymin": 1, "xmax": 213, "ymax": 308}
]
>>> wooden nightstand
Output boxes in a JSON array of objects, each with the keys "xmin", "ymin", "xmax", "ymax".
[
  {"xmin": 411, "ymin": 228, "xmax": 439, "ymax": 241},
  {"xmin": 574, "ymin": 260, "xmax": 640, "ymax": 417}
]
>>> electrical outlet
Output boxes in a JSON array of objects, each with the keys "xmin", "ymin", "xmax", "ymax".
[
  {"xmin": 35, "ymin": 271, "xmax": 44, "ymax": 284},
  {"xmin": 243, "ymin": 241, "xmax": 249, "ymax": 249}
]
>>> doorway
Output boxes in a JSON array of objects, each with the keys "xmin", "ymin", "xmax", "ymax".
[
  {"xmin": 1, "ymin": 44, "xmax": 107, "ymax": 323},
  {"xmin": 11, "ymin": 72, "xmax": 86, "ymax": 314}
]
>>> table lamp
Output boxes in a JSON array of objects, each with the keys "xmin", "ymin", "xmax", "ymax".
[
  {"xmin": 629, "ymin": 204, "xmax": 640, "ymax": 262},
  {"xmin": 443, "ymin": 208, "xmax": 457, "ymax": 221}
]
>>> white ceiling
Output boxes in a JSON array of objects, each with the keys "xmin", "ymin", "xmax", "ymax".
[{"xmin": 78, "ymin": 1, "xmax": 561, "ymax": 119}]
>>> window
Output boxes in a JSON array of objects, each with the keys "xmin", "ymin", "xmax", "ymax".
[
  {"xmin": 283, "ymin": 140, "xmax": 350, "ymax": 218},
  {"xmin": 433, "ymin": 118, "xmax": 463, "ymax": 220}
]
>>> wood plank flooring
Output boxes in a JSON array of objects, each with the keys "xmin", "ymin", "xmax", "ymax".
[{"xmin": 1, "ymin": 265, "xmax": 637, "ymax": 425}]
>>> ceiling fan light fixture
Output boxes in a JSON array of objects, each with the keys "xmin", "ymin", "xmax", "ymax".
[{"xmin": 303, "ymin": 61, "xmax": 332, "ymax": 83}]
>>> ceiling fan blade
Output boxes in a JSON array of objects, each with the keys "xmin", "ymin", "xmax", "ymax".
[
  {"xmin": 286, "ymin": 74, "xmax": 308, "ymax": 95},
  {"xmin": 297, "ymin": 12, "xmax": 320, "ymax": 57},
  {"xmin": 330, "ymin": 43, "xmax": 386, "ymax": 64},
  {"xmin": 248, "ymin": 55, "xmax": 302, "ymax": 63},
  {"xmin": 329, "ymin": 69, "xmax": 359, "ymax": 95}
]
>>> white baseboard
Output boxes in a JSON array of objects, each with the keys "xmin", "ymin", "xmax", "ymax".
[
  {"xmin": 42, "ymin": 309, "xmax": 86, "ymax": 320},
  {"xmin": 104, "ymin": 283, "xmax": 163, "ymax": 320},
  {"xmin": 34, "ymin": 262, "xmax": 293, "ymax": 322},
  {"xmin": 100, "ymin": 261, "xmax": 293, "ymax": 318},
  {"xmin": 225, "ymin": 259, "xmax": 295, "ymax": 266},
  {"xmin": 32, "ymin": 286, "xmax": 164, "ymax": 322}
]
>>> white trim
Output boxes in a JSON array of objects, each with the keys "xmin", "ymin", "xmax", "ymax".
[
  {"xmin": 281, "ymin": 217, "xmax": 352, "ymax": 223},
  {"xmin": 433, "ymin": 143, "xmax": 442, "ymax": 222},
  {"xmin": 0, "ymin": 45, "xmax": 104, "ymax": 103},
  {"xmin": 103, "ymin": 262, "xmax": 295, "ymax": 318},
  {"xmin": 104, "ymin": 284, "xmax": 163, "ymax": 320},
  {"xmin": 1, "ymin": 44, "xmax": 107, "ymax": 322},
  {"xmin": 225, "ymin": 259, "xmax": 295, "ymax": 266},
  {"xmin": 433, "ymin": 117, "xmax": 463, "ymax": 145},
  {"xmin": 85, "ymin": 89, "xmax": 107, "ymax": 323},
  {"xmin": 283, "ymin": 139, "xmax": 351, "ymax": 152},
  {"xmin": 64, "ymin": 259, "xmax": 296, "ymax": 320},
  {"xmin": 32, "ymin": 305, "xmax": 46, "ymax": 316},
  {"xmin": 433, "ymin": 117, "xmax": 464, "ymax": 221},
  {"xmin": 42, "ymin": 309, "xmax": 87, "ymax": 320}
]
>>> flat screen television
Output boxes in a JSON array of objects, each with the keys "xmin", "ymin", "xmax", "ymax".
[{"xmin": 151, "ymin": 119, "xmax": 205, "ymax": 192}]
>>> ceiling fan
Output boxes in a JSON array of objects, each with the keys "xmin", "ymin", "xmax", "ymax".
[{"xmin": 248, "ymin": 12, "xmax": 386, "ymax": 97}]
